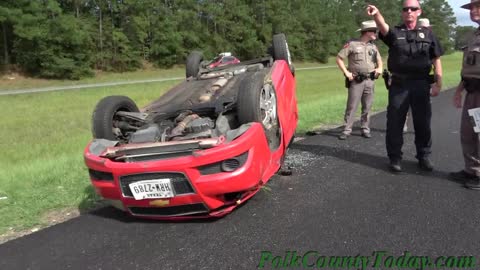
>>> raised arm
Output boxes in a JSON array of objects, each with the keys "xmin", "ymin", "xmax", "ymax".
[{"xmin": 366, "ymin": 5, "xmax": 389, "ymax": 36}]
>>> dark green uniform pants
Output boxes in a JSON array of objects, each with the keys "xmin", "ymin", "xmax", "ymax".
[{"xmin": 461, "ymin": 91, "xmax": 480, "ymax": 177}]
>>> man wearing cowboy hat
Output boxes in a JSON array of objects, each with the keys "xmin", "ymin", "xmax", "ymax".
[
  {"xmin": 450, "ymin": 0, "xmax": 480, "ymax": 189},
  {"xmin": 418, "ymin": 18, "xmax": 432, "ymax": 29},
  {"xmin": 366, "ymin": 0, "xmax": 444, "ymax": 173},
  {"xmin": 336, "ymin": 20, "xmax": 383, "ymax": 140}
]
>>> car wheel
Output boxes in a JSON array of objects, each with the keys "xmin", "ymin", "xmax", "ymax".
[
  {"xmin": 92, "ymin": 95, "xmax": 139, "ymax": 140},
  {"xmin": 237, "ymin": 71, "xmax": 280, "ymax": 149},
  {"xmin": 186, "ymin": 51, "xmax": 203, "ymax": 78},
  {"xmin": 272, "ymin": 33, "xmax": 294, "ymax": 75}
]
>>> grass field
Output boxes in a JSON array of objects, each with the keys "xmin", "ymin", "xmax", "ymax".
[
  {"xmin": 0, "ymin": 67, "xmax": 186, "ymax": 91},
  {"xmin": 0, "ymin": 52, "xmax": 463, "ymax": 236}
]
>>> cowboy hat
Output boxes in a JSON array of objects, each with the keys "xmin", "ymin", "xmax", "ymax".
[
  {"xmin": 461, "ymin": 0, "xmax": 480, "ymax": 10},
  {"xmin": 418, "ymin": 18, "xmax": 432, "ymax": 28},
  {"xmin": 356, "ymin": 20, "xmax": 377, "ymax": 32}
]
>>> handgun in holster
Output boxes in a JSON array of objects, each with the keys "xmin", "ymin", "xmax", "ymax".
[
  {"xmin": 345, "ymin": 77, "xmax": 351, "ymax": 88},
  {"xmin": 382, "ymin": 69, "xmax": 391, "ymax": 90}
]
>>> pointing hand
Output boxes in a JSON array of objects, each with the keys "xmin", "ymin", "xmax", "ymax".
[{"xmin": 367, "ymin": 5, "xmax": 378, "ymax": 16}]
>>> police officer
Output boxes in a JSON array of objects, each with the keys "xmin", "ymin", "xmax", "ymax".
[
  {"xmin": 367, "ymin": 0, "xmax": 444, "ymax": 172},
  {"xmin": 450, "ymin": 0, "xmax": 480, "ymax": 190},
  {"xmin": 403, "ymin": 18, "xmax": 433, "ymax": 133},
  {"xmin": 336, "ymin": 20, "xmax": 383, "ymax": 140}
]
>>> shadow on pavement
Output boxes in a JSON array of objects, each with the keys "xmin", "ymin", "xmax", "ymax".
[
  {"xmin": 306, "ymin": 127, "xmax": 387, "ymax": 138},
  {"xmin": 290, "ymin": 141, "xmax": 464, "ymax": 186}
]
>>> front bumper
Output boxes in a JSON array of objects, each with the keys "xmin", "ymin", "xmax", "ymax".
[{"xmin": 84, "ymin": 123, "xmax": 283, "ymax": 219}]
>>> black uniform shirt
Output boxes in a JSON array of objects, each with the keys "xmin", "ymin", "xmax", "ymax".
[{"xmin": 380, "ymin": 24, "xmax": 444, "ymax": 75}]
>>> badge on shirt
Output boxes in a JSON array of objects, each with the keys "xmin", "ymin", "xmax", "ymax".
[{"xmin": 419, "ymin": 33, "xmax": 425, "ymax": 39}]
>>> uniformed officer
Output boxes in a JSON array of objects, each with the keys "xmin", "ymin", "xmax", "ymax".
[
  {"xmin": 336, "ymin": 20, "xmax": 383, "ymax": 140},
  {"xmin": 403, "ymin": 18, "xmax": 432, "ymax": 133},
  {"xmin": 367, "ymin": 0, "xmax": 444, "ymax": 173},
  {"xmin": 450, "ymin": 0, "xmax": 480, "ymax": 190}
]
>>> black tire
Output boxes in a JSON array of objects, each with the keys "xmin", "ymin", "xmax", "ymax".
[
  {"xmin": 237, "ymin": 71, "xmax": 280, "ymax": 149},
  {"xmin": 92, "ymin": 96, "xmax": 139, "ymax": 140},
  {"xmin": 272, "ymin": 33, "xmax": 294, "ymax": 74},
  {"xmin": 186, "ymin": 51, "xmax": 203, "ymax": 78}
]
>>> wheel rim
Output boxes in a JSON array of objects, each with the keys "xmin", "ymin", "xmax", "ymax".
[
  {"xmin": 285, "ymin": 41, "xmax": 292, "ymax": 66},
  {"xmin": 260, "ymin": 84, "xmax": 277, "ymax": 129}
]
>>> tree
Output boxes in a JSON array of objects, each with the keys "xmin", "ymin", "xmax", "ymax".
[
  {"xmin": 0, "ymin": 0, "xmax": 23, "ymax": 66},
  {"xmin": 14, "ymin": 0, "xmax": 94, "ymax": 79},
  {"xmin": 454, "ymin": 25, "xmax": 477, "ymax": 50},
  {"xmin": 422, "ymin": 0, "xmax": 456, "ymax": 53}
]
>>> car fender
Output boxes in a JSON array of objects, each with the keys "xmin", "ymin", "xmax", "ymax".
[{"xmin": 270, "ymin": 60, "xmax": 298, "ymax": 150}]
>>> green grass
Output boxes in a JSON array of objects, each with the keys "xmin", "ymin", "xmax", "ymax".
[
  {"xmin": 0, "ymin": 52, "xmax": 463, "ymax": 235},
  {"xmin": 0, "ymin": 60, "xmax": 338, "ymax": 92},
  {"xmin": 0, "ymin": 81, "xmax": 178, "ymax": 233},
  {"xmin": 0, "ymin": 67, "xmax": 185, "ymax": 91}
]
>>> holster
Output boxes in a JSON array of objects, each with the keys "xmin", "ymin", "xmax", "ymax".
[
  {"xmin": 345, "ymin": 77, "xmax": 351, "ymax": 88},
  {"xmin": 382, "ymin": 69, "xmax": 391, "ymax": 90}
]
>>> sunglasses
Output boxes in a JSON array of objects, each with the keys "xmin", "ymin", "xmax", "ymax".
[{"xmin": 402, "ymin": 6, "xmax": 420, "ymax": 12}]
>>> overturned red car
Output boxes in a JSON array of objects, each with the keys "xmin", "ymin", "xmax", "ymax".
[{"xmin": 84, "ymin": 33, "xmax": 297, "ymax": 219}]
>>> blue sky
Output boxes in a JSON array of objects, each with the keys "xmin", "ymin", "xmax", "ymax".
[{"xmin": 447, "ymin": 0, "xmax": 476, "ymax": 26}]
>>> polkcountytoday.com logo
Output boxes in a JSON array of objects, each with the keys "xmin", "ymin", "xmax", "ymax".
[{"xmin": 257, "ymin": 251, "xmax": 476, "ymax": 269}]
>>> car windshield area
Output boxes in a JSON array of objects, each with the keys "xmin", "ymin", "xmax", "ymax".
[
  {"xmin": 221, "ymin": 56, "xmax": 236, "ymax": 63},
  {"xmin": 212, "ymin": 55, "xmax": 223, "ymax": 63}
]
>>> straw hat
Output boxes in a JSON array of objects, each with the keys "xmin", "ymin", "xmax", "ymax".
[
  {"xmin": 418, "ymin": 18, "xmax": 432, "ymax": 28},
  {"xmin": 356, "ymin": 20, "xmax": 377, "ymax": 32}
]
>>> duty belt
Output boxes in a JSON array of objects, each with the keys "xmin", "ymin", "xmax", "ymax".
[
  {"xmin": 463, "ymin": 77, "xmax": 480, "ymax": 93},
  {"xmin": 354, "ymin": 72, "xmax": 377, "ymax": 82},
  {"xmin": 391, "ymin": 73, "xmax": 429, "ymax": 80},
  {"xmin": 391, "ymin": 73, "xmax": 435, "ymax": 84}
]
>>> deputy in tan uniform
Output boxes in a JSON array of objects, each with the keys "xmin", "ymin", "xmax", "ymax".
[
  {"xmin": 450, "ymin": 0, "xmax": 480, "ymax": 189},
  {"xmin": 336, "ymin": 20, "xmax": 383, "ymax": 140}
]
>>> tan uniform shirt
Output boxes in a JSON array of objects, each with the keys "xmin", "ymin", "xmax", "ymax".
[
  {"xmin": 338, "ymin": 40, "xmax": 379, "ymax": 74},
  {"xmin": 462, "ymin": 29, "xmax": 480, "ymax": 80}
]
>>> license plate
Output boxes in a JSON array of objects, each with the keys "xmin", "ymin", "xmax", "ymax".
[{"xmin": 128, "ymin": 179, "xmax": 174, "ymax": 200}]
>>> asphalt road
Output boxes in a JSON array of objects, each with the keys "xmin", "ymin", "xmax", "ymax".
[{"xmin": 1, "ymin": 89, "xmax": 479, "ymax": 270}]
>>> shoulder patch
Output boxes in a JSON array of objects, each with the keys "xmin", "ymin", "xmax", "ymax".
[{"xmin": 343, "ymin": 42, "xmax": 350, "ymax": 49}]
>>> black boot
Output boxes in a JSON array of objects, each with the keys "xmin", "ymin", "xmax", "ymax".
[
  {"xmin": 389, "ymin": 159, "xmax": 402, "ymax": 173},
  {"xmin": 418, "ymin": 157, "xmax": 433, "ymax": 171}
]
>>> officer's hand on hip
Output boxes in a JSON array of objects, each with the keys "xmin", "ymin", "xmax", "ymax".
[
  {"xmin": 374, "ymin": 68, "xmax": 382, "ymax": 79},
  {"xmin": 345, "ymin": 71, "xmax": 354, "ymax": 81},
  {"xmin": 430, "ymin": 83, "xmax": 441, "ymax": 97}
]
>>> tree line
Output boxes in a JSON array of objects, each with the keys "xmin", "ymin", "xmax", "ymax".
[{"xmin": 0, "ymin": 0, "xmax": 472, "ymax": 79}]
